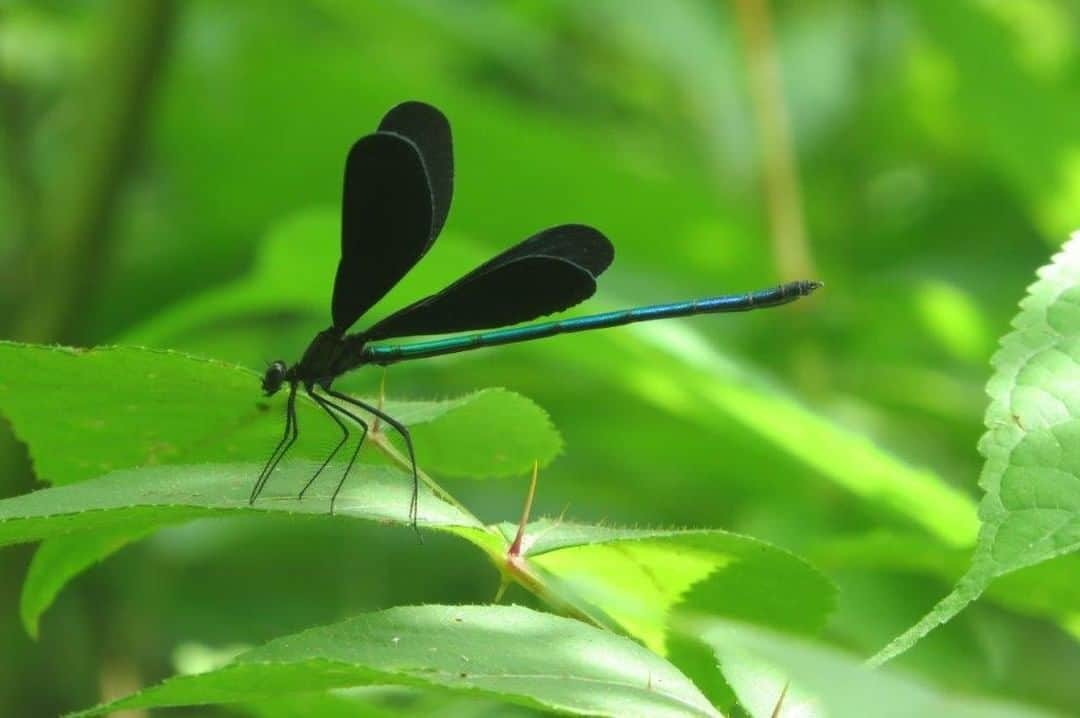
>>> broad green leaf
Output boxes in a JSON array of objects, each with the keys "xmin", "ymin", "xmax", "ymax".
[
  {"xmin": 72, "ymin": 605, "xmax": 721, "ymax": 718},
  {"xmin": 693, "ymin": 620, "xmax": 1056, "ymax": 718},
  {"xmin": 241, "ymin": 691, "xmax": 412, "ymax": 718},
  {"xmin": 0, "ymin": 462, "xmax": 485, "ymax": 641},
  {"xmin": 0, "ymin": 462, "xmax": 483, "ymax": 548},
  {"xmin": 0, "ymin": 342, "xmax": 560, "ymax": 485},
  {"xmin": 496, "ymin": 521, "xmax": 835, "ymax": 654},
  {"xmin": 2, "ymin": 460, "xmax": 831, "ymax": 666},
  {"xmin": 502, "ymin": 521, "xmax": 834, "ymax": 714},
  {"xmin": 872, "ymin": 234, "xmax": 1080, "ymax": 665},
  {"xmin": 0, "ymin": 342, "xmax": 558, "ymax": 635},
  {"xmin": 410, "ymin": 390, "xmax": 561, "ymax": 479},
  {"xmin": 239, "ymin": 689, "xmax": 487, "ymax": 718},
  {"xmin": 661, "ymin": 545, "xmax": 837, "ymax": 713},
  {"xmin": 239, "ymin": 687, "xmax": 545, "ymax": 717}
]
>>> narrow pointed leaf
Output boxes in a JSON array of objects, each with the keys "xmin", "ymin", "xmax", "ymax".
[{"xmin": 0, "ymin": 462, "xmax": 482, "ymax": 550}]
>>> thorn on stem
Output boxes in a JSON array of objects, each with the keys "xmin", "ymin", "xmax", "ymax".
[
  {"xmin": 770, "ymin": 680, "xmax": 790, "ymax": 718},
  {"xmin": 509, "ymin": 460, "xmax": 539, "ymax": 559}
]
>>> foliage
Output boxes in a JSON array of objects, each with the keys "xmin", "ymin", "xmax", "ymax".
[
  {"xmin": 2, "ymin": 1, "xmax": 1080, "ymax": 716},
  {"xmin": 870, "ymin": 235, "xmax": 1080, "ymax": 666}
]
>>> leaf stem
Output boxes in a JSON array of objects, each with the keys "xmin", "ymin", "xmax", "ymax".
[{"xmin": 733, "ymin": 0, "xmax": 817, "ymax": 281}]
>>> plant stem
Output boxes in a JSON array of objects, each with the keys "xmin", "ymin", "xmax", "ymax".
[
  {"xmin": 509, "ymin": 460, "xmax": 539, "ymax": 557},
  {"xmin": 0, "ymin": 76, "xmax": 44, "ymax": 316},
  {"xmin": 733, "ymin": 0, "xmax": 817, "ymax": 282}
]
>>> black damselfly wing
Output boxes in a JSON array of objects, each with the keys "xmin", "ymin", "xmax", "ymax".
[
  {"xmin": 331, "ymin": 103, "xmax": 454, "ymax": 333},
  {"xmin": 379, "ymin": 101, "xmax": 453, "ymax": 236},
  {"xmin": 474, "ymin": 223, "xmax": 613, "ymax": 278},
  {"xmin": 362, "ymin": 224, "xmax": 613, "ymax": 340}
]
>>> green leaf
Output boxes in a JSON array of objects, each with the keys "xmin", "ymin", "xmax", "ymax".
[
  {"xmin": 240, "ymin": 691, "xmax": 409, "ymax": 718},
  {"xmin": 241, "ymin": 690, "xmax": 439, "ymax": 717},
  {"xmin": 871, "ymin": 234, "xmax": 1080, "ymax": 665},
  {"xmin": 71, "ymin": 605, "xmax": 721, "ymax": 718},
  {"xmin": 0, "ymin": 462, "xmax": 482, "ymax": 549},
  {"xmin": 0, "ymin": 342, "xmax": 559, "ymax": 485},
  {"xmin": 1, "ymin": 461, "xmax": 831, "ymax": 665},
  {"xmin": 410, "ymin": 389, "xmax": 561, "ymax": 479},
  {"xmin": 1, "ymin": 457, "xmax": 831, "ymax": 676},
  {"xmin": 498, "ymin": 521, "xmax": 835, "ymax": 654},
  {"xmin": 0, "ymin": 342, "xmax": 559, "ymax": 634},
  {"xmin": 0, "ymin": 461, "xmax": 486, "ymax": 642},
  {"xmin": 693, "ymin": 620, "xmax": 1056, "ymax": 718}
]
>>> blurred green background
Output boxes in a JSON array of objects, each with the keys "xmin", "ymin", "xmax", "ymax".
[{"xmin": 2, "ymin": 0, "xmax": 1079, "ymax": 715}]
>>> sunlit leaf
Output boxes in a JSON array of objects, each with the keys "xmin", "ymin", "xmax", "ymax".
[
  {"xmin": 871, "ymin": 234, "xmax": 1080, "ymax": 665},
  {"xmin": 695, "ymin": 619, "xmax": 1056, "ymax": 718},
  {"xmin": 496, "ymin": 520, "xmax": 835, "ymax": 654},
  {"xmin": 72, "ymin": 605, "xmax": 721, "ymax": 718},
  {"xmin": 0, "ymin": 462, "xmax": 482, "ymax": 549},
  {"xmin": 0, "ymin": 341, "xmax": 559, "ymax": 634},
  {"xmin": 0, "ymin": 342, "xmax": 558, "ymax": 485}
]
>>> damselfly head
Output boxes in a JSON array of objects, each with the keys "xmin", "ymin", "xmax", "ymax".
[{"xmin": 261, "ymin": 360, "xmax": 288, "ymax": 396}]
